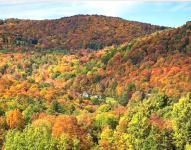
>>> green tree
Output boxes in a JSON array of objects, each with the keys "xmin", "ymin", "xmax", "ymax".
[
  {"xmin": 57, "ymin": 134, "xmax": 80, "ymax": 150},
  {"xmin": 94, "ymin": 113, "xmax": 118, "ymax": 130},
  {"xmin": 22, "ymin": 104, "xmax": 38, "ymax": 123},
  {"xmin": 155, "ymin": 93, "xmax": 169, "ymax": 109},
  {"xmin": 172, "ymin": 93, "xmax": 191, "ymax": 149},
  {"xmin": 127, "ymin": 112, "xmax": 150, "ymax": 149},
  {"xmin": 50, "ymin": 100, "xmax": 60, "ymax": 113},
  {"xmin": 97, "ymin": 104, "xmax": 111, "ymax": 113},
  {"xmin": 4, "ymin": 126, "xmax": 57, "ymax": 150}
]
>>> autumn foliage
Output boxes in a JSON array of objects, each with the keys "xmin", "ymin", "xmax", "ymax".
[
  {"xmin": 0, "ymin": 16, "xmax": 190, "ymax": 149},
  {"xmin": 6, "ymin": 109, "xmax": 24, "ymax": 130},
  {"xmin": 0, "ymin": 15, "xmax": 166, "ymax": 51}
]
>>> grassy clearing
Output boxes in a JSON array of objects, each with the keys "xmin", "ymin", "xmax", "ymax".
[{"xmin": 106, "ymin": 97, "xmax": 117, "ymax": 103}]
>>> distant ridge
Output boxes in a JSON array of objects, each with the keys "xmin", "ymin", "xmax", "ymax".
[{"xmin": 0, "ymin": 15, "xmax": 167, "ymax": 51}]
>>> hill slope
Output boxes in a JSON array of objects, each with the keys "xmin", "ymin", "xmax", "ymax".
[
  {"xmin": 0, "ymin": 18, "xmax": 191, "ymax": 149},
  {"xmin": 0, "ymin": 15, "xmax": 167, "ymax": 51},
  {"xmin": 0, "ymin": 22, "xmax": 190, "ymax": 103},
  {"xmin": 67, "ymin": 21, "xmax": 191, "ymax": 102}
]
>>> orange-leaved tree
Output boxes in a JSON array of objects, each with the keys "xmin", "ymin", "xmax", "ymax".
[
  {"xmin": 6, "ymin": 109, "xmax": 24, "ymax": 130},
  {"xmin": 52, "ymin": 115, "xmax": 94, "ymax": 149}
]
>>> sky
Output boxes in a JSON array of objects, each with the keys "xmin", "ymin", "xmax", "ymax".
[{"xmin": 0, "ymin": 1, "xmax": 191, "ymax": 27}]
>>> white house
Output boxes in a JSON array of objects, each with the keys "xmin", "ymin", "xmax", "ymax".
[{"xmin": 82, "ymin": 93, "xmax": 90, "ymax": 98}]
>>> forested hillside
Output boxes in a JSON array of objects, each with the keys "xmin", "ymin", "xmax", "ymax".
[
  {"xmin": 0, "ymin": 16, "xmax": 191, "ymax": 150},
  {"xmin": 0, "ymin": 15, "xmax": 166, "ymax": 51}
]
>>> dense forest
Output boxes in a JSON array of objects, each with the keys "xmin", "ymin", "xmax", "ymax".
[
  {"xmin": 0, "ymin": 15, "xmax": 191, "ymax": 150},
  {"xmin": 0, "ymin": 15, "xmax": 166, "ymax": 51}
]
